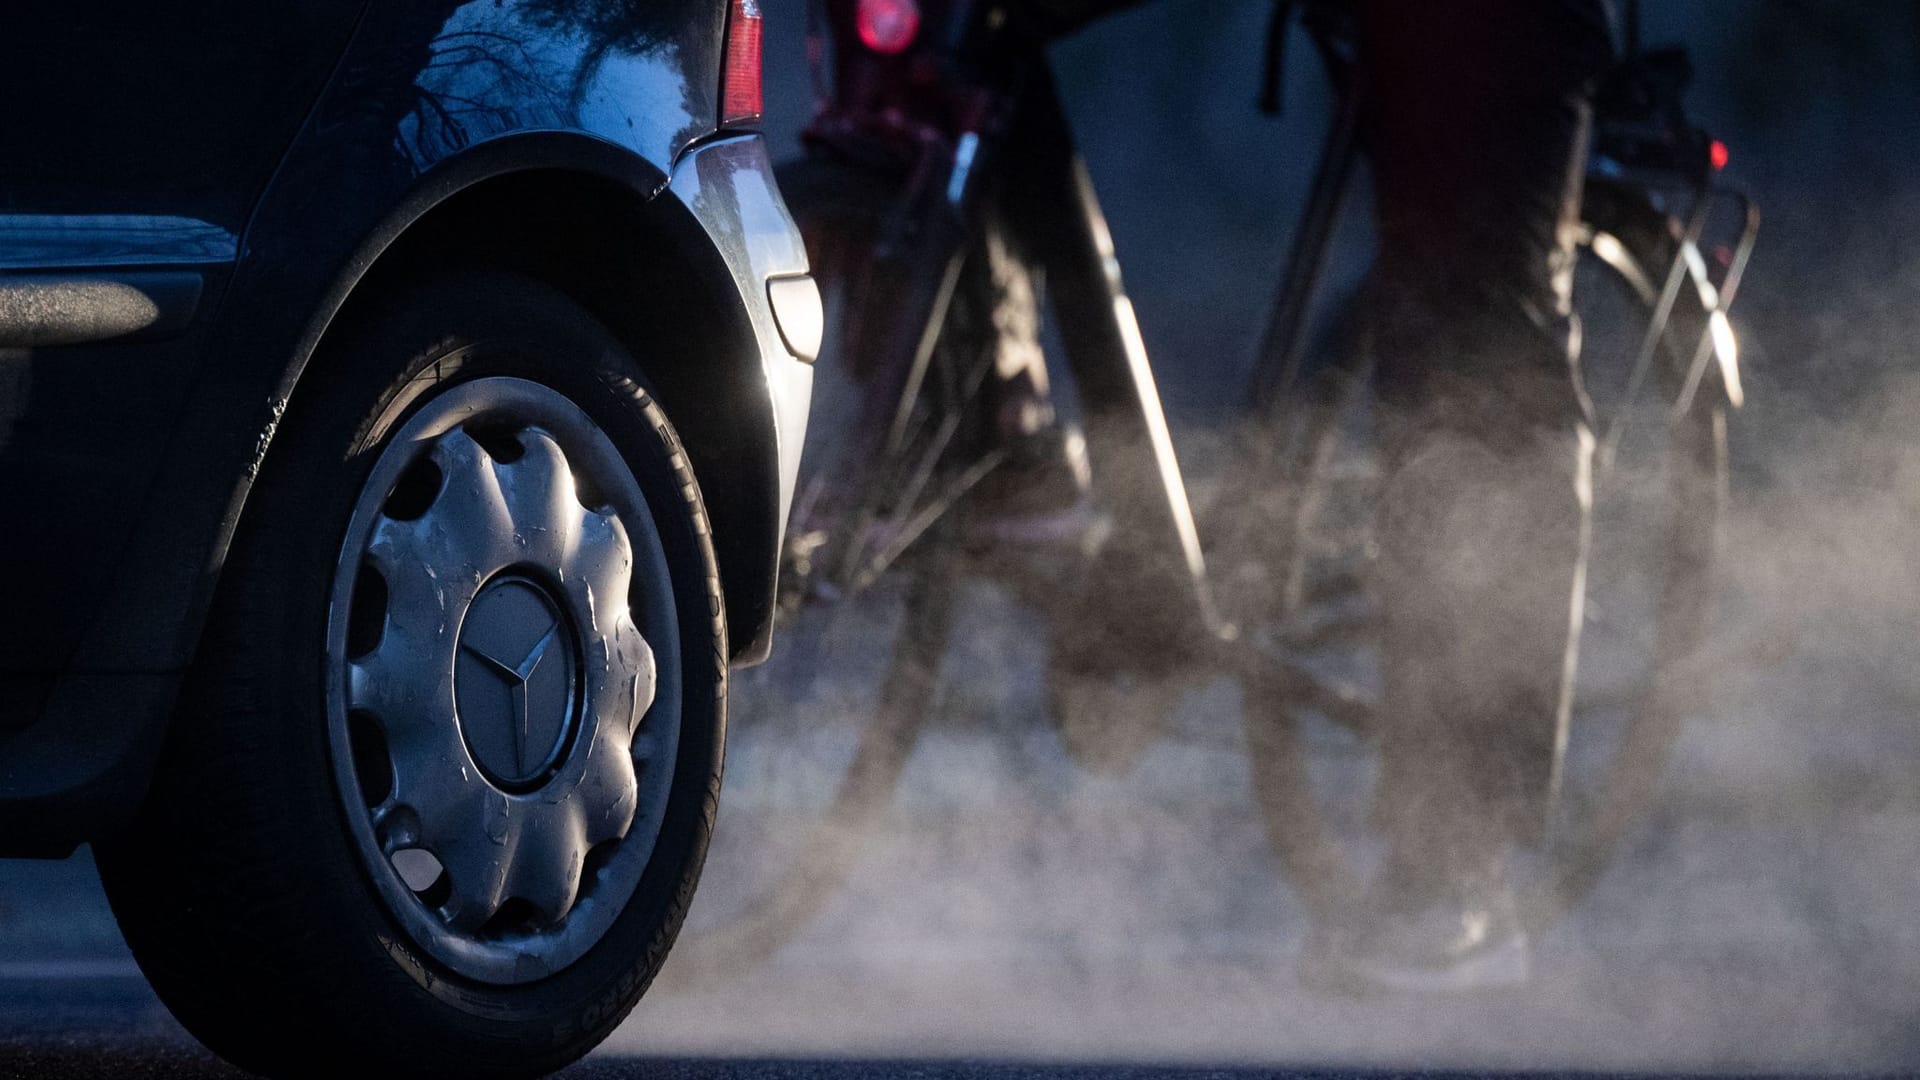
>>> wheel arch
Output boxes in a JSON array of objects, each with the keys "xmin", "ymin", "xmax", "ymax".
[
  {"xmin": 276, "ymin": 144, "xmax": 780, "ymax": 668},
  {"xmin": 0, "ymin": 135, "xmax": 785, "ymax": 857}
]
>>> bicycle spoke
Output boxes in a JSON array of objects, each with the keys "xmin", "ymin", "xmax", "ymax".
[
  {"xmin": 887, "ymin": 339, "xmax": 996, "ymax": 532},
  {"xmin": 845, "ymin": 330, "xmax": 1003, "ymax": 587},
  {"xmin": 1598, "ymin": 201, "xmax": 1711, "ymax": 467},
  {"xmin": 852, "ymin": 448, "xmax": 1009, "ymax": 591}
]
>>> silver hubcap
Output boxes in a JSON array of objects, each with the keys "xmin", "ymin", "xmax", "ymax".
[
  {"xmin": 456, "ymin": 575, "xmax": 578, "ymax": 790},
  {"xmin": 325, "ymin": 377, "xmax": 681, "ymax": 985}
]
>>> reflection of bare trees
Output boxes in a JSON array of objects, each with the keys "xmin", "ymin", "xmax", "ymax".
[
  {"xmin": 323, "ymin": 1, "xmax": 466, "ymax": 189},
  {"xmin": 520, "ymin": 0, "xmax": 688, "ymax": 113},
  {"xmin": 407, "ymin": 29, "xmax": 563, "ymax": 165},
  {"xmin": 520, "ymin": 0, "xmax": 685, "ymax": 46},
  {"xmin": 371, "ymin": 0, "xmax": 698, "ymax": 171}
]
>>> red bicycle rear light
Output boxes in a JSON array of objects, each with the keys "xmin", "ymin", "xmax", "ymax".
[
  {"xmin": 857, "ymin": 0, "xmax": 920, "ymax": 55},
  {"xmin": 722, "ymin": 0, "xmax": 763, "ymax": 126},
  {"xmin": 1709, "ymin": 139, "xmax": 1730, "ymax": 171}
]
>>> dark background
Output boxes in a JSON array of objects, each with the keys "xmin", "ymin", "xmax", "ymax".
[{"xmin": 6, "ymin": 2, "xmax": 1920, "ymax": 1075}]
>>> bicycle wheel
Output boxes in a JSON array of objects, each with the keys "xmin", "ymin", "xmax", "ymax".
[
  {"xmin": 675, "ymin": 155, "xmax": 993, "ymax": 978},
  {"xmin": 1240, "ymin": 186, "xmax": 1729, "ymax": 933}
]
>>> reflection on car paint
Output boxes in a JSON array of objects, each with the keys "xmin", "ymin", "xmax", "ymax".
[
  {"xmin": 0, "ymin": 216, "xmax": 238, "ymax": 270},
  {"xmin": 393, "ymin": 0, "xmax": 711, "ymax": 178}
]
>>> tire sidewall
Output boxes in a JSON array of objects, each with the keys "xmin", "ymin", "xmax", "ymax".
[{"xmin": 190, "ymin": 271, "xmax": 722, "ymax": 1068}]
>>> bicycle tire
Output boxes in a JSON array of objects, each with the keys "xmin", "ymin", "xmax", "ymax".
[
  {"xmin": 673, "ymin": 154, "xmax": 980, "ymax": 979},
  {"xmin": 1241, "ymin": 185, "xmax": 1729, "ymax": 934}
]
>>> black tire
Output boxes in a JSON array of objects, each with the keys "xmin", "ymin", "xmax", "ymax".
[
  {"xmin": 95, "ymin": 270, "xmax": 726, "ymax": 1079},
  {"xmin": 1241, "ymin": 191, "xmax": 1729, "ymax": 932}
]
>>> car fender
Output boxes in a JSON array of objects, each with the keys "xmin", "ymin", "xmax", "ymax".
[{"xmin": 0, "ymin": 0, "xmax": 804, "ymax": 854}]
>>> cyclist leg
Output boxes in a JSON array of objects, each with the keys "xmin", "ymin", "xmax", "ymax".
[{"xmin": 1334, "ymin": 0, "xmax": 1613, "ymax": 982}]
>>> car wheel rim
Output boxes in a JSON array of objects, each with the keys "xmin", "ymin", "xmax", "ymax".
[{"xmin": 324, "ymin": 375, "xmax": 682, "ymax": 986}]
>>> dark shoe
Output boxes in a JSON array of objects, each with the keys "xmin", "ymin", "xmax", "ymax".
[
  {"xmin": 1299, "ymin": 870, "xmax": 1531, "ymax": 994},
  {"xmin": 968, "ymin": 402, "xmax": 1096, "ymax": 544}
]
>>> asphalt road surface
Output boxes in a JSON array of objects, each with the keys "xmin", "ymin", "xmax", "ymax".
[
  {"xmin": 0, "ymin": 969, "xmax": 1861, "ymax": 1080},
  {"xmin": 0, "ymin": 1030, "xmax": 1830, "ymax": 1080}
]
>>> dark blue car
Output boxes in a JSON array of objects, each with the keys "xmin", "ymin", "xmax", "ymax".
[{"xmin": 0, "ymin": 1, "xmax": 818, "ymax": 1074}]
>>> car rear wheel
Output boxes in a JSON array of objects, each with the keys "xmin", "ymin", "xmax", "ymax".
[{"xmin": 96, "ymin": 270, "xmax": 725, "ymax": 1079}]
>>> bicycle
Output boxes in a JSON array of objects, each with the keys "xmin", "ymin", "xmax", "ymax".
[{"xmin": 678, "ymin": 0, "xmax": 1757, "ymax": 977}]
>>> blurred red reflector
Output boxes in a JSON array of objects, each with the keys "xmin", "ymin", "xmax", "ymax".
[
  {"xmin": 1710, "ymin": 139, "xmax": 1729, "ymax": 171},
  {"xmin": 858, "ymin": 0, "xmax": 921, "ymax": 55},
  {"xmin": 723, "ymin": 0, "xmax": 763, "ymax": 126}
]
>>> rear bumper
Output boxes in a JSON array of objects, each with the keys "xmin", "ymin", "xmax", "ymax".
[{"xmin": 665, "ymin": 134, "xmax": 815, "ymax": 665}]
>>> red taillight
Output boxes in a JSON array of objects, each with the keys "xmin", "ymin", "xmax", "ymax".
[
  {"xmin": 722, "ymin": 0, "xmax": 763, "ymax": 127},
  {"xmin": 1709, "ymin": 139, "xmax": 1730, "ymax": 171},
  {"xmin": 857, "ymin": 0, "xmax": 921, "ymax": 55}
]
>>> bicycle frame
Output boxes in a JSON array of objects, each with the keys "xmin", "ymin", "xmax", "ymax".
[
  {"xmin": 798, "ymin": 0, "xmax": 1754, "ymax": 646},
  {"xmin": 804, "ymin": 0, "xmax": 1228, "ymax": 644},
  {"xmin": 730, "ymin": 2, "xmax": 1763, "ymax": 956},
  {"xmin": 1248, "ymin": 0, "xmax": 1757, "ymax": 434}
]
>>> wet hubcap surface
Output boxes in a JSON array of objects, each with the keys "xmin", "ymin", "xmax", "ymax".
[
  {"xmin": 325, "ymin": 377, "xmax": 683, "ymax": 985},
  {"xmin": 455, "ymin": 575, "xmax": 578, "ymax": 790}
]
